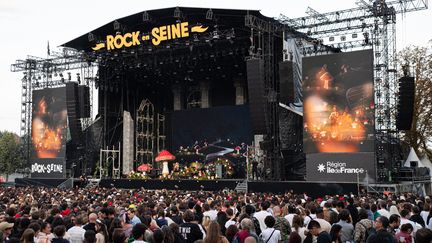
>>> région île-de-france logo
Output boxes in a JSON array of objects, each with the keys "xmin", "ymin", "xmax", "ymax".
[
  {"xmin": 92, "ymin": 22, "xmax": 208, "ymax": 51},
  {"xmin": 317, "ymin": 161, "xmax": 365, "ymax": 174},
  {"xmin": 317, "ymin": 163, "xmax": 325, "ymax": 173}
]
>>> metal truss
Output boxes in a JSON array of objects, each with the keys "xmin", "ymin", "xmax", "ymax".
[
  {"xmin": 11, "ymin": 47, "xmax": 96, "ymax": 163},
  {"xmin": 245, "ymin": 14, "xmax": 282, "ymax": 180},
  {"xmin": 277, "ymin": 0, "xmax": 427, "ymax": 182}
]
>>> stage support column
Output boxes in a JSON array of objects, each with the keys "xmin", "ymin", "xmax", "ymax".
[
  {"xmin": 200, "ymin": 81, "xmax": 211, "ymax": 108},
  {"xmin": 172, "ymin": 85, "xmax": 182, "ymax": 111},
  {"xmin": 234, "ymin": 79, "xmax": 246, "ymax": 105}
]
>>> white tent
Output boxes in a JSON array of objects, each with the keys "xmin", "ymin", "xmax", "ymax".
[
  {"xmin": 420, "ymin": 155, "xmax": 432, "ymax": 176},
  {"xmin": 404, "ymin": 147, "xmax": 425, "ymax": 167}
]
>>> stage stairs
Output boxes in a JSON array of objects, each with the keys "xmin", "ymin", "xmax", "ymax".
[
  {"xmin": 86, "ymin": 179, "xmax": 101, "ymax": 189},
  {"xmin": 235, "ymin": 180, "xmax": 248, "ymax": 193}
]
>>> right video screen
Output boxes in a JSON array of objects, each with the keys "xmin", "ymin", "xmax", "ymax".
[{"xmin": 303, "ymin": 49, "xmax": 375, "ymax": 153}]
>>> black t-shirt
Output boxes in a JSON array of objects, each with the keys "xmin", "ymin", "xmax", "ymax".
[
  {"xmin": 172, "ymin": 215, "xmax": 183, "ymax": 225},
  {"xmin": 83, "ymin": 223, "xmax": 96, "ymax": 232},
  {"xmin": 317, "ymin": 231, "xmax": 332, "ymax": 243},
  {"xmin": 366, "ymin": 229, "xmax": 397, "ymax": 243},
  {"xmin": 179, "ymin": 222, "xmax": 203, "ymax": 243}
]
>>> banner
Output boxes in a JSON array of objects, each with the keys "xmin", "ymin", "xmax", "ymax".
[
  {"xmin": 30, "ymin": 158, "xmax": 65, "ymax": 178},
  {"xmin": 302, "ymin": 50, "xmax": 375, "ymax": 182},
  {"xmin": 306, "ymin": 153, "xmax": 375, "ymax": 182},
  {"xmin": 31, "ymin": 87, "xmax": 67, "ymax": 178}
]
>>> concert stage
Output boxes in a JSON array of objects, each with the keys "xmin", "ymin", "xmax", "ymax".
[{"xmin": 14, "ymin": 178, "xmax": 358, "ymax": 197}]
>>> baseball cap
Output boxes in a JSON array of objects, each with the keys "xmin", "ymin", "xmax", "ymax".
[{"xmin": 0, "ymin": 222, "xmax": 14, "ymax": 231}]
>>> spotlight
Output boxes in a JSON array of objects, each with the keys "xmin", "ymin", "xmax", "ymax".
[
  {"xmin": 113, "ymin": 20, "xmax": 120, "ymax": 30},
  {"xmin": 88, "ymin": 32, "xmax": 95, "ymax": 42},
  {"xmin": 67, "ymin": 72, "xmax": 71, "ymax": 81},
  {"xmin": 173, "ymin": 7, "xmax": 181, "ymax": 18},
  {"xmin": 340, "ymin": 36, "xmax": 346, "ymax": 41},
  {"xmin": 76, "ymin": 73, "xmax": 81, "ymax": 84},
  {"xmin": 329, "ymin": 37, "xmax": 335, "ymax": 42},
  {"xmin": 142, "ymin": 11, "xmax": 150, "ymax": 22},
  {"xmin": 206, "ymin": 9, "xmax": 213, "ymax": 20},
  {"xmin": 352, "ymin": 33, "xmax": 358, "ymax": 38}
]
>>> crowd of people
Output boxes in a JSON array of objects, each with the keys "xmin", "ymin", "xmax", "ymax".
[{"xmin": 1, "ymin": 187, "xmax": 432, "ymax": 243}]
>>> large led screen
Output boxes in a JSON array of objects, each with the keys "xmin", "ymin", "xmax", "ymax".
[
  {"xmin": 303, "ymin": 50, "xmax": 375, "ymax": 153},
  {"xmin": 31, "ymin": 87, "xmax": 67, "ymax": 178},
  {"xmin": 303, "ymin": 50, "xmax": 376, "ymax": 182}
]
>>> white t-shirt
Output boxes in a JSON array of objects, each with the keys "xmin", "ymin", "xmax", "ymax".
[
  {"xmin": 254, "ymin": 210, "xmax": 272, "ymax": 232},
  {"xmin": 291, "ymin": 227, "xmax": 307, "ymax": 243},
  {"xmin": 284, "ymin": 214, "xmax": 296, "ymax": 226},
  {"xmin": 260, "ymin": 228, "xmax": 281, "ymax": 243},
  {"xmin": 420, "ymin": 211, "xmax": 429, "ymax": 225},
  {"xmin": 377, "ymin": 209, "xmax": 390, "ymax": 218},
  {"xmin": 303, "ymin": 214, "xmax": 316, "ymax": 227},
  {"xmin": 67, "ymin": 226, "xmax": 85, "ymax": 243},
  {"xmin": 203, "ymin": 210, "xmax": 218, "ymax": 221}
]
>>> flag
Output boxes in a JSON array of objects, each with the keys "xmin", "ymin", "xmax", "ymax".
[{"xmin": 47, "ymin": 41, "xmax": 50, "ymax": 56}]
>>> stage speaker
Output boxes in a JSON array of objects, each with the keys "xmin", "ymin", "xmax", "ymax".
[
  {"xmin": 66, "ymin": 82, "xmax": 83, "ymax": 143},
  {"xmin": 78, "ymin": 85, "xmax": 91, "ymax": 118},
  {"xmin": 247, "ymin": 59, "xmax": 266, "ymax": 134},
  {"xmin": 396, "ymin": 76, "xmax": 415, "ymax": 130},
  {"xmin": 279, "ymin": 61, "xmax": 294, "ymax": 104},
  {"xmin": 259, "ymin": 139, "xmax": 273, "ymax": 151}
]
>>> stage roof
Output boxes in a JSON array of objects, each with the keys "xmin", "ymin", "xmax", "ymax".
[{"xmin": 62, "ymin": 7, "xmax": 275, "ymax": 51}]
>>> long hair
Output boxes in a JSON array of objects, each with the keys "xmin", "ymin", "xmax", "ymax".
[
  {"xmin": 20, "ymin": 229, "xmax": 35, "ymax": 243},
  {"xmin": 96, "ymin": 220, "xmax": 109, "ymax": 243},
  {"xmin": 330, "ymin": 224, "xmax": 342, "ymax": 243},
  {"xmin": 292, "ymin": 215, "xmax": 303, "ymax": 232},
  {"xmin": 205, "ymin": 221, "xmax": 223, "ymax": 243}
]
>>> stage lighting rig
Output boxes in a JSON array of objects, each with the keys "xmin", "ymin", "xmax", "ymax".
[
  {"xmin": 113, "ymin": 20, "xmax": 120, "ymax": 30},
  {"xmin": 173, "ymin": 7, "xmax": 181, "ymax": 18},
  {"xmin": 206, "ymin": 9, "xmax": 214, "ymax": 20},
  {"xmin": 142, "ymin": 11, "xmax": 150, "ymax": 22},
  {"xmin": 88, "ymin": 32, "xmax": 95, "ymax": 42}
]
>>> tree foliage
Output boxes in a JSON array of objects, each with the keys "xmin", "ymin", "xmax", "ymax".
[
  {"xmin": 397, "ymin": 43, "xmax": 432, "ymax": 158},
  {"xmin": 0, "ymin": 131, "xmax": 25, "ymax": 178}
]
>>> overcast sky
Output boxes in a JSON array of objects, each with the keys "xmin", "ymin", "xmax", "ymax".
[{"xmin": 0, "ymin": 0, "xmax": 430, "ymax": 134}]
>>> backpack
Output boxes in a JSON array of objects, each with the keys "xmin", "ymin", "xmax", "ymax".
[
  {"xmin": 360, "ymin": 221, "xmax": 376, "ymax": 242},
  {"xmin": 252, "ymin": 217, "xmax": 262, "ymax": 236},
  {"xmin": 231, "ymin": 234, "xmax": 241, "ymax": 243}
]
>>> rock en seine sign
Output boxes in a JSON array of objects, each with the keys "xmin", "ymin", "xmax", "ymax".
[{"xmin": 92, "ymin": 22, "xmax": 208, "ymax": 51}]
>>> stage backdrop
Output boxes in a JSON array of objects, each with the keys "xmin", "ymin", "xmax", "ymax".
[
  {"xmin": 167, "ymin": 105, "xmax": 253, "ymax": 178},
  {"xmin": 31, "ymin": 87, "xmax": 67, "ymax": 178},
  {"xmin": 303, "ymin": 50, "xmax": 375, "ymax": 182}
]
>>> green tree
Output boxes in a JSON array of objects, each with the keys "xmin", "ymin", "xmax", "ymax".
[
  {"xmin": 0, "ymin": 131, "xmax": 25, "ymax": 181},
  {"xmin": 397, "ymin": 43, "xmax": 432, "ymax": 158}
]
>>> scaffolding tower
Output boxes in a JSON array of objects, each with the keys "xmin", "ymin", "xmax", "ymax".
[
  {"xmin": 11, "ymin": 47, "xmax": 96, "ymax": 164},
  {"xmin": 277, "ymin": 0, "xmax": 428, "ymax": 181}
]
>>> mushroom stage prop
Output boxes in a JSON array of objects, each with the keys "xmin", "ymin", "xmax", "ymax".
[
  {"xmin": 137, "ymin": 163, "xmax": 152, "ymax": 176},
  {"xmin": 155, "ymin": 150, "xmax": 176, "ymax": 177}
]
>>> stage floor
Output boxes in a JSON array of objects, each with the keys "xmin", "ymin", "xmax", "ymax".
[{"xmin": 14, "ymin": 178, "xmax": 358, "ymax": 197}]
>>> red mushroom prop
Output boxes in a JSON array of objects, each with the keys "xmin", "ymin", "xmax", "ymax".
[
  {"xmin": 137, "ymin": 163, "xmax": 151, "ymax": 172},
  {"xmin": 155, "ymin": 150, "xmax": 176, "ymax": 176},
  {"xmin": 235, "ymin": 146, "xmax": 241, "ymax": 154}
]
